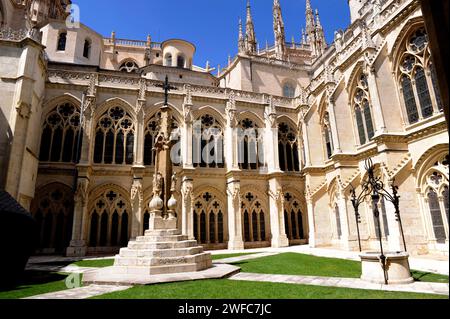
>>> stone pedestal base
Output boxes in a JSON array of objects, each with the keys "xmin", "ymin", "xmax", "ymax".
[
  {"xmin": 66, "ymin": 240, "xmax": 87, "ymax": 257},
  {"xmin": 150, "ymin": 215, "xmax": 177, "ymax": 230},
  {"xmin": 228, "ymin": 239, "xmax": 245, "ymax": 251},
  {"xmin": 271, "ymin": 235, "xmax": 289, "ymax": 248},
  {"xmin": 83, "ymin": 229, "xmax": 211, "ymax": 283},
  {"xmin": 360, "ymin": 252, "xmax": 414, "ymax": 285}
]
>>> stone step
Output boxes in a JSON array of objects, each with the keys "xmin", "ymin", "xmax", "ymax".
[
  {"xmin": 119, "ymin": 246, "xmax": 204, "ymax": 258},
  {"xmin": 112, "ymin": 258, "xmax": 212, "ymax": 276},
  {"xmin": 114, "ymin": 253, "xmax": 211, "ymax": 268},
  {"xmin": 127, "ymin": 240, "xmax": 199, "ymax": 250},
  {"xmin": 144, "ymin": 229, "xmax": 181, "ymax": 236},
  {"xmin": 135, "ymin": 234, "xmax": 189, "ymax": 242}
]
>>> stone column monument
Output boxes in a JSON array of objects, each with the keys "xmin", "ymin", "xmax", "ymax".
[{"xmin": 84, "ymin": 77, "xmax": 212, "ymax": 281}]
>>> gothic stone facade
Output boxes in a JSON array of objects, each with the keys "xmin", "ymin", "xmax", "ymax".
[{"xmin": 0, "ymin": 0, "xmax": 448, "ymax": 256}]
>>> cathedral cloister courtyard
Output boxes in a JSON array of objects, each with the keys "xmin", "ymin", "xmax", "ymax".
[{"xmin": 0, "ymin": 0, "xmax": 449, "ymax": 301}]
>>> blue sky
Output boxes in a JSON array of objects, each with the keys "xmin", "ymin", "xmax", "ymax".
[{"xmin": 72, "ymin": 0, "xmax": 350, "ymax": 69}]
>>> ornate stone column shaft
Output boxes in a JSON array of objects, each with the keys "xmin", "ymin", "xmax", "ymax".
[
  {"xmin": 327, "ymin": 97, "xmax": 342, "ymax": 153},
  {"xmin": 265, "ymin": 97, "xmax": 281, "ymax": 173},
  {"xmin": 227, "ymin": 178, "xmax": 244, "ymax": 250},
  {"xmin": 181, "ymin": 177, "xmax": 194, "ymax": 238},
  {"xmin": 366, "ymin": 67, "xmax": 387, "ymax": 134},
  {"xmin": 268, "ymin": 178, "xmax": 289, "ymax": 248}
]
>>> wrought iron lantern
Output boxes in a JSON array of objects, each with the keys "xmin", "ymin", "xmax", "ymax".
[{"xmin": 350, "ymin": 157, "xmax": 409, "ymax": 285}]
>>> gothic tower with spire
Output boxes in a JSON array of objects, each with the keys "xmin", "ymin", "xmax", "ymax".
[{"xmin": 273, "ymin": 0, "xmax": 286, "ymax": 60}]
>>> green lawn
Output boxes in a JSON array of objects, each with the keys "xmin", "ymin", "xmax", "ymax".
[
  {"xmin": 72, "ymin": 258, "xmax": 115, "ymax": 268},
  {"xmin": 231, "ymin": 253, "xmax": 449, "ymax": 283},
  {"xmin": 212, "ymin": 252, "xmax": 257, "ymax": 260},
  {"xmin": 72, "ymin": 253, "xmax": 449, "ymax": 284},
  {"xmin": 92, "ymin": 279, "xmax": 447, "ymax": 299},
  {"xmin": 0, "ymin": 271, "xmax": 73, "ymax": 299},
  {"xmin": 2, "ymin": 253, "xmax": 446, "ymax": 300}
]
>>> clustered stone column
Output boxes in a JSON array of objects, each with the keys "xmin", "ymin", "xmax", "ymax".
[{"xmin": 227, "ymin": 178, "xmax": 244, "ymax": 250}]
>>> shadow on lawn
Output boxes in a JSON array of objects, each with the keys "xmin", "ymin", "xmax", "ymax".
[
  {"xmin": 411, "ymin": 270, "xmax": 448, "ymax": 283},
  {"xmin": 0, "ymin": 271, "xmax": 67, "ymax": 292}
]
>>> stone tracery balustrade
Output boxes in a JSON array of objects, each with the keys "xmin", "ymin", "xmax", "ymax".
[
  {"xmin": 0, "ymin": 27, "xmax": 29, "ymax": 41},
  {"xmin": 47, "ymin": 69, "xmax": 297, "ymax": 108},
  {"xmin": 103, "ymin": 37, "xmax": 161, "ymax": 49}
]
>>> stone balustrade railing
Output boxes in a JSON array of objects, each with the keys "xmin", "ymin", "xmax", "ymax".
[
  {"xmin": 47, "ymin": 69, "xmax": 297, "ymax": 108},
  {"xmin": 103, "ymin": 37, "xmax": 162, "ymax": 49}
]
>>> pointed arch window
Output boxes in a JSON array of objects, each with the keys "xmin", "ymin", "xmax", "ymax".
[
  {"xmin": 193, "ymin": 193, "xmax": 225, "ymax": 245},
  {"xmin": 428, "ymin": 189, "xmax": 446, "ymax": 243},
  {"xmin": 193, "ymin": 115, "xmax": 224, "ymax": 168},
  {"xmin": 421, "ymin": 155, "xmax": 449, "ymax": 244},
  {"xmin": 241, "ymin": 193, "xmax": 268, "ymax": 243},
  {"xmin": 144, "ymin": 113, "xmax": 180, "ymax": 166},
  {"xmin": 57, "ymin": 32, "xmax": 67, "ymax": 51},
  {"xmin": 322, "ymin": 113, "xmax": 333, "ymax": 160},
  {"xmin": 352, "ymin": 74, "xmax": 375, "ymax": 145},
  {"xmin": 30, "ymin": 184, "xmax": 74, "ymax": 253},
  {"xmin": 397, "ymin": 28, "xmax": 443, "ymax": 124},
  {"xmin": 284, "ymin": 194, "xmax": 306, "ymax": 241},
  {"xmin": 89, "ymin": 190, "xmax": 131, "ymax": 247},
  {"xmin": 238, "ymin": 118, "xmax": 264, "ymax": 170},
  {"xmin": 39, "ymin": 102, "xmax": 82, "ymax": 163},
  {"xmin": 278, "ymin": 122, "xmax": 300, "ymax": 172},
  {"xmin": 93, "ymin": 106, "xmax": 135, "ymax": 165}
]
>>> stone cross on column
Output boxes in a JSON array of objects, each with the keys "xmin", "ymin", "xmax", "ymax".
[{"xmin": 148, "ymin": 76, "xmax": 179, "ymax": 230}]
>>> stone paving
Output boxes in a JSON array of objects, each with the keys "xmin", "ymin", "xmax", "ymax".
[
  {"xmin": 229, "ymin": 272, "xmax": 449, "ymax": 296},
  {"xmin": 82, "ymin": 264, "xmax": 241, "ymax": 286},
  {"xmin": 24, "ymin": 284, "xmax": 131, "ymax": 300},
  {"xmin": 26, "ymin": 265, "xmax": 98, "ymax": 274}
]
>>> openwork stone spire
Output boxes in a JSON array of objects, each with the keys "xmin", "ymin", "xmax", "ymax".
[
  {"xmin": 314, "ymin": 9, "xmax": 327, "ymax": 55},
  {"xmin": 305, "ymin": 0, "xmax": 315, "ymax": 44},
  {"xmin": 273, "ymin": 0, "xmax": 286, "ymax": 60},
  {"xmin": 238, "ymin": 18, "xmax": 245, "ymax": 54},
  {"xmin": 304, "ymin": 0, "xmax": 326, "ymax": 58},
  {"xmin": 245, "ymin": 0, "xmax": 257, "ymax": 54}
]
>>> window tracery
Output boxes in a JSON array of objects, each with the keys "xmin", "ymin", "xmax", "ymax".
[
  {"xmin": 39, "ymin": 102, "xmax": 82, "ymax": 163},
  {"xmin": 397, "ymin": 27, "xmax": 442, "ymax": 124},
  {"xmin": 352, "ymin": 73, "xmax": 375, "ymax": 145},
  {"xmin": 278, "ymin": 122, "xmax": 300, "ymax": 172},
  {"xmin": 93, "ymin": 106, "xmax": 135, "ymax": 165}
]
